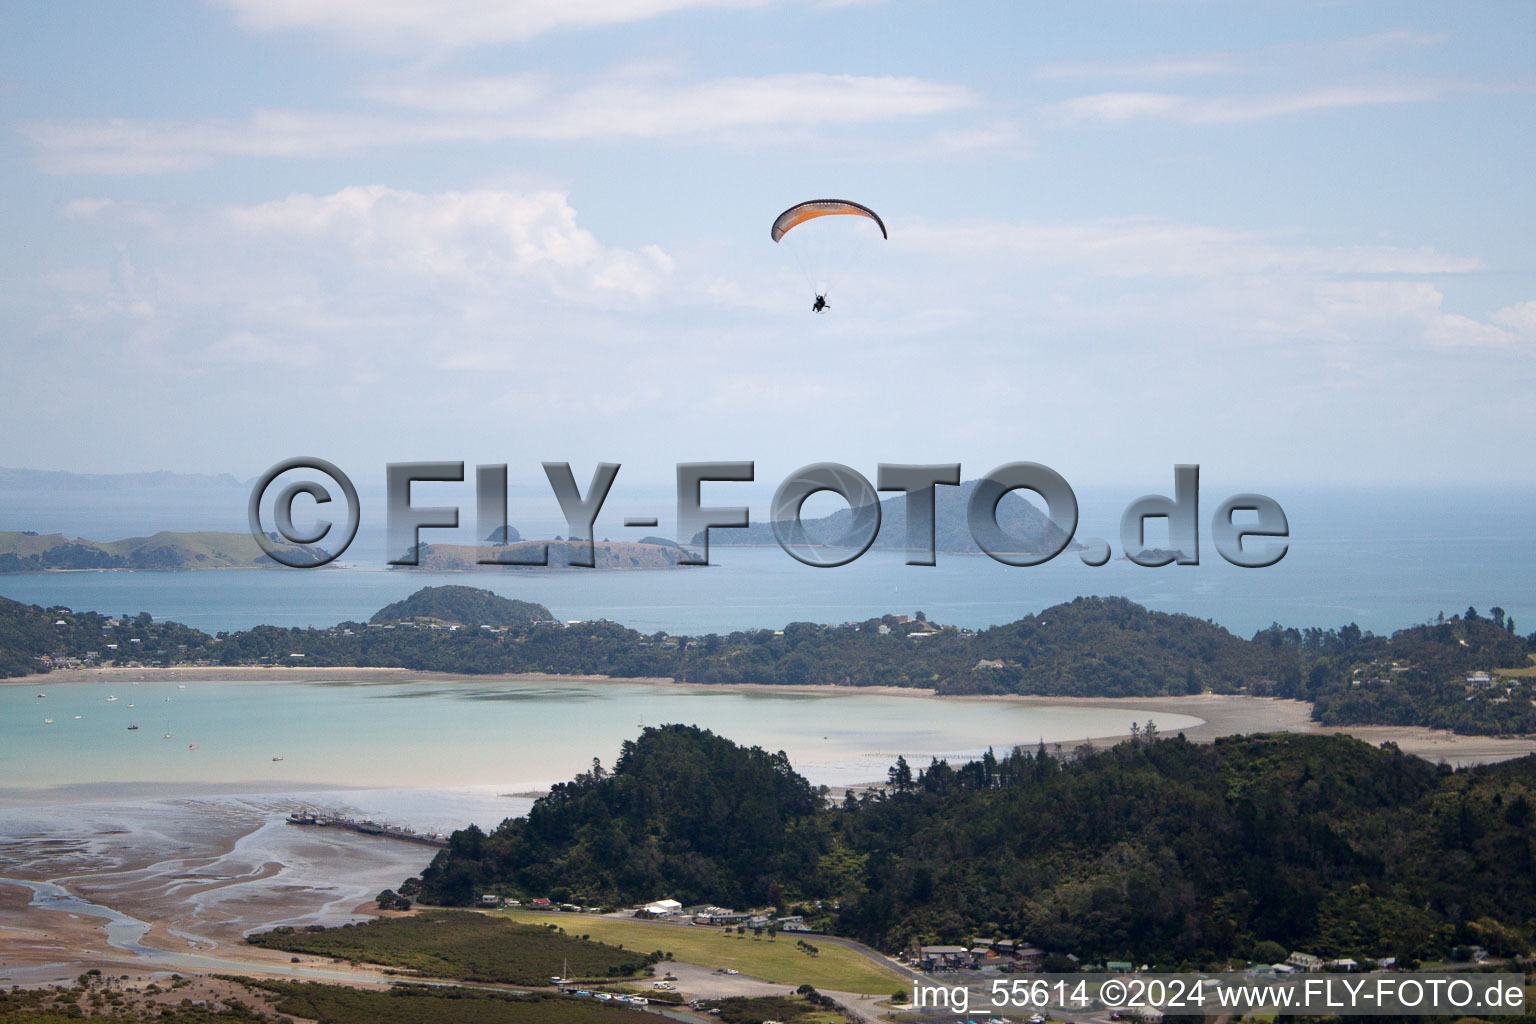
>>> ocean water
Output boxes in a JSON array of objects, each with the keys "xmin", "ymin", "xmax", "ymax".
[
  {"xmin": 0, "ymin": 676, "xmax": 1201, "ymax": 816},
  {"xmin": 0, "ymin": 485, "xmax": 1532, "ymax": 639}
]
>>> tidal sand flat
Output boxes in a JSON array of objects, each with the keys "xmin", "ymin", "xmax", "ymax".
[{"xmin": 0, "ymin": 796, "xmax": 438, "ymax": 985}]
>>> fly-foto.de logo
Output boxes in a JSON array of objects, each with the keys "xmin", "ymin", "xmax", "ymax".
[{"xmin": 247, "ymin": 460, "xmax": 1288, "ymax": 571}]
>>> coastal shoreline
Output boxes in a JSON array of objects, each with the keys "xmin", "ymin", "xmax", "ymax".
[
  {"xmin": 17, "ymin": 665, "xmax": 1536, "ymax": 770},
  {"xmin": 21, "ymin": 665, "xmax": 680, "ymax": 687},
  {"xmin": 21, "ymin": 664, "xmax": 925, "ymax": 697},
  {"xmin": 949, "ymin": 693, "xmax": 1536, "ymax": 769}
]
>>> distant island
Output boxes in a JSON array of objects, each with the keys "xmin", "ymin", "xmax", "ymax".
[
  {"xmin": 695, "ymin": 477, "xmax": 1079, "ymax": 555},
  {"xmin": 1122, "ymin": 548, "xmax": 1192, "ymax": 563},
  {"xmin": 0, "ymin": 466, "xmax": 249, "ymax": 492},
  {"xmin": 3, "ymin": 586, "xmax": 1533, "ymax": 737},
  {"xmin": 0, "ymin": 529, "xmax": 324, "ymax": 572},
  {"xmin": 0, "ymin": 528, "xmax": 694, "ymax": 573},
  {"xmin": 397, "ymin": 539, "xmax": 692, "ymax": 571}
]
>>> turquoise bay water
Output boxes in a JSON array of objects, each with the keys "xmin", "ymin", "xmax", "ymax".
[{"xmin": 0, "ymin": 676, "xmax": 1200, "ymax": 805}]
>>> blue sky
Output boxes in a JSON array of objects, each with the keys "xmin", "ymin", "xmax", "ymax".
[{"xmin": 2, "ymin": 0, "xmax": 1534, "ymax": 492}]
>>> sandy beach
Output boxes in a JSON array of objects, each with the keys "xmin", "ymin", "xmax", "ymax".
[
  {"xmin": 962, "ymin": 693, "xmax": 1536, "ymax": 768},
  {"xmin": 27, "ymin": 664, "xmax": 933, "ymax": 700},
  {"xmin": 22, "ymin": 664, "xmax": 678, "ymax": 687}
]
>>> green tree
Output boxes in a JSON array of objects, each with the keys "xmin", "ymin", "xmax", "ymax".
[{"xmin": 1253, "ymin": 940, "xmax": 1288, "ymax": 964}]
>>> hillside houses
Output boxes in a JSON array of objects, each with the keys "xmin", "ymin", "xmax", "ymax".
[{"xmin": 913, "ymin": 941, "xmax": 1047, "ymax": 972}]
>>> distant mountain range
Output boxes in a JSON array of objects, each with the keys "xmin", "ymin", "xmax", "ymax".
[
  {"xmin": 694, "ymin": 478, "xmax": 1078, "ymax": 555},
  {"xmin": 0, "ymin": 467, "xmax": 250, "ymax": 491}
]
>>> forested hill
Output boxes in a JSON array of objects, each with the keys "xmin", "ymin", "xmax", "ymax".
[
  {"xmin": 413, "ymin": 725, "xmax": 1536, "ymax": 967},
  {"xmin": 370, "ymin": 586, "xmax": 552, "ymax": 626},
  {"xmin": 5, "ymin": 589, "xmax": 1534, "ymax": 736},
  {"xmin": 0, "ymin": 592, "xmax": 1291, "ymax": 695},
  {"xmin": 420, "ymin": 725, "xmax": 824, "ymax": 910}
]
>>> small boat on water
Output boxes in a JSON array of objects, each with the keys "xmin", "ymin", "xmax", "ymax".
[
  {"xmin": 188, "ymin": 743, "xmax": 199, "ymax": 750},
  {"xmin": 127, "ymin": 724, "xmax": 139, "ymax": 731},
  {"xmin": 163, "ymin": 733, "xmax": 172, "ymax": 739},
  {"xmin": 36, "ymin": 693, "xmax": 45, "ymax": 698},
  {"xmin": 127, "ymin": 703, "xmax": 134, "ymax": 707},
  {"xmin": 73, "ymin": 715, "xmax": 82, "ymax": 720},
  {"xmin": 177, "ymin": 684, "xmax": 186, "ymax": 689},
  {"xmin": 106, "ymin": 696, "xmax": 118, "ymax": 702},
  {"xmin": 44, "ymin": 718, "xmax": 53, "ymax": 724},
  {"xmin": 272, "ymin": 756, "xmax": 284, "ymax": 762}
]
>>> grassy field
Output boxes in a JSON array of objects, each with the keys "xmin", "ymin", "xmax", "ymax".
[
  {"xmin": 247, "ymin": 910, "xmax": 655, "ymax": 985},
  {"xmin": 1497, "ymin": 655, "xmax": 1536, "ymax": 678},
  {"xmin": 498, "ymin": 910, "xmax": 906, "ymax": 995},
  {"xmin": 2, "ymin": 979, "xmax": 648, "ymax": 1024},
  {"xmin": 248, "ymin": 982, "xmax": 649, "ymax": 1024}
]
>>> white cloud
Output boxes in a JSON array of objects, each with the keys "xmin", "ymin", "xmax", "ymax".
[
  {"xmin": 1058, "ymin": 83, "xmax": 1446, "ymax": 125},
  {"xmin": 898, "ymin": 216, "xmax": 1483, "ymax": 278},
  {"xmin": 28, "ymin": 111, "xmax": 437, "ymax": 174},
  {"xmin": 202, "ymin": 330, "xmax": 322, "ymax": 367},
  {"xmin": 360, "ymin": 74, "xmax": 548, "ymax": 113},
  {"xmin": 222, "ymin": 184, "xmax": 674, "ymax": 298},
  {"xmin": 531, "ymin": 73, "xmax": 973, "ymax": 139},
  {"xmin": 60, "ymin": 198, "xmax": 115, "ymax": 220},
  {"xmin": 24, "ymin": 188, "xmax": 1536, "ymax": 483},
  {"xmin": 907, "ymin": 122, "xmax": 1029, "ymax": 159},
  {"xmin": 881, "ymin": 215, "xmax": 1533, "ymax": 359},
  {"xmin": 38, "ymin": 184, "xmax": 677, "ymax": 388},
  {"xmin": 1318, "ymin": 281, "xmax": 1520, "ymax": 349},
  {"xmin": 1492, "ymin": 300, "xmax": 1536, "ymax": 336},
  {"xmin": 212, "ymin": 0, "xmax": 778, "ymax": 48},
  {"xmin": 28, "ymin": 73, "xmax": 975, "ymax": 174},
  {"xmin": 1300, "ymin": 28, "xmax": 1448, "ymax": 55},
  {"xmin": 1037, "ymin": 29, "xmax": 1445, "ymax": 83}
]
